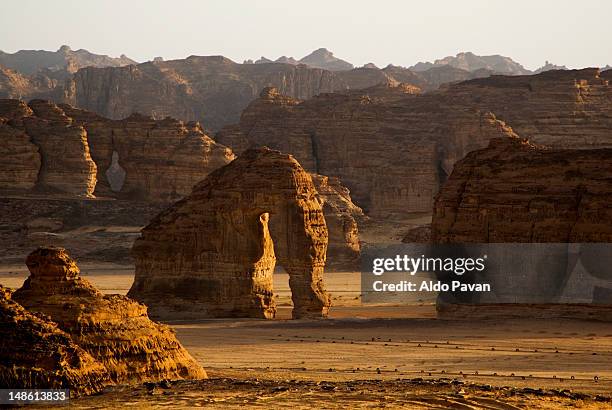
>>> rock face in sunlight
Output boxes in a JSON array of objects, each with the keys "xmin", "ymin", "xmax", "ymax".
[
  {"xmin": 217, "ymin": 86, "xmax": 519, "ymax": 219},
  {"xmin": 431, "ymin": 137, "xmax": 612, "ymax": 243},
  {"xmin": 60, "ymin": 104, "xmax": 235, "ymax": 201},
  {"xmin": 311, "ymin": 174, "xmax": 363, "ymax": 270},
  {"xmin": 0, "ymin": 285, "xmax": 111, "ymax": 396},
  {"xmin": 0, "ymin": 99, "xmax": 97, "ymax": 196},
  {"xmin": 0, "ymin": 98, "xmax": 234, "ymax": 200},
  {"xmin": 129, "ymin": 147, "xmax": 331, "ymax": 320},
  {"xmin": 12, "ymin": 247, "xmax": 207, "ymax": 384}
]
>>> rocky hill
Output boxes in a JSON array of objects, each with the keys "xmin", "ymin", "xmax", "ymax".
[
  {"xmin": 0, "ymin": 45, "xmax": 135, "ymax": 75},
  {"xmin": 216, "ymin": 69, "xmax": 612, "ymax": 219},
  {"xmin": 410, "ymin": 51, "xmax": 531, "ymax": 75},
  {"xmin": 432, "ymin": 137, "xmax": 612, "ymax": 243},
  {"xmin": 0, "ymin": 98, "xmax": 234, "ymax": 200}
]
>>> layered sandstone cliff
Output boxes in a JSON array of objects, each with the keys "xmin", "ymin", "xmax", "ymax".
[
  {"xmin": 0, "ymin": 99, "xmax": 97, "ymax": 196},
  {"xmin": 216, "ymin": 86, "xmax": 517, "ymax": 218},
  {"xmin": 311, "ymin": 174, "xmax": 363, "ymax": 270},
  {"xmin": 12, "ymin": 247, "xmax": 206, "ymax": 384},
  {"xmin": 0, "ymin": 285, "xmax": 111, "ymax": 395},
  {"xmin": 431, "ymin": 137, "xmax": 612, "ymax": 243},
  {"xmin": 66, "ymin": 57, "xmax": 344, "ymax": 130},
  {"xmin": 217, "ymin": 69, "xmax": 612, "ymax": 219},
  {"xmin": 129, "ymin": 147, "xmax": 331, "ymax": 320},
  {"xmin": 0, "ymin": 98, "xmax": 233, "ymax": 200}
]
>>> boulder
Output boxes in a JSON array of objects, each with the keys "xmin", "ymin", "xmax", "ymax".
[{"xmin": 13, "ymin": 247, "xmax": 206, "ymax": 384}]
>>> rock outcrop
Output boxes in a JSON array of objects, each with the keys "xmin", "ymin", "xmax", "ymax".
[
  {"xmin": 216, "ymin": 86, "xmax": 519, "ymax": 219},
  {"xmin": 410, "ymin": 52, "xmax": 531, "ymax": 75},
  {"xmin": 0, "ymin": 285, "xmax": 111, "ymax": 395},
  {"xmin": 217, "ymin": 69, "xmax": 612, "ymax": 219},
  {"xmin": 0, "ymin": 99, "xmax": 97, "ymax": 196},
  {"xmin": 129, "ymin": 147, "xmax": 331, "ymax": 320},
  {"xmin": 60, "ymin": 105, "xmax": 235, "ymax": 201},
  {"xmin": 311, "ymin": 174, "xmax": 363, "ymax": 270},
  {"xmin": 13, "ymin": 247, "xmax": 207, "ymax": 384},
  {"xmin": 0, "ymin": 45, "xmax": 136, "ymax": 76},
  {"xmin": 431, "ymin": 136, "xmax": 612, "ymax": 243},
  {"xmin": 66, "ymin": 56, "xmax": 345, "ymax": 130},
  {"xmin": 0, "ymin": 98, "xmax": 234, "ymax": 200}
]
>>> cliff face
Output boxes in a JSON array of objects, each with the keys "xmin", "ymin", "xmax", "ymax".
[
  {"xmin": 66, "ymin": 56, "xmax": 345, "ymax": 131},
  {"xmin": 0, "ymin": 99, "xmax": 97, "ymax": 196},
  {"xmin": 0, "ymin": 285, "xmax": 111, "ymax": 396},
  {"xmin": 12, "ymin": 247, "xmax": 206, "ymax": 385},
  {"xmin": 311, "ymin": 174, "xmax": 363, "ymax": 270},
  {"xmin": 443, "ymin": 68, "xmax": 612, "ymax": 149},
  {"xmin": 0, "ymin": 98, "xmax": 234, "ymax": 200},
  {"xmin": 216, "ymin": 86, "xmax": 514, "ymax": 219},
  {"xmin": 0, "ymin": 45, "xmax": 135, "ymax": 75},
  {"xmin": 216, "ymin": 69, "xmax": 612, "ymax": 219},
  {"xmin": 129, "ymin": 147, "xmax": 331, "ymax": 320},
  {"xmin": 431, "ymin": 137, "xmax": 612, "ymax": 243}
]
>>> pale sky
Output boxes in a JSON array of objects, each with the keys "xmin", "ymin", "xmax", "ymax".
[{"xmin": 1, "ymin": 0, "xmax": 610, "ymax": 70}]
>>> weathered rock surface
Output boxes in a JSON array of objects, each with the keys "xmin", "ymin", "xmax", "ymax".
[
  {"xmin": 217, "ymin": 86, "xmax": 516, "ymax": 219},
  {"xmin": 0, "ymin": 99, "xmax": 97, "ymax": 196},
  {"xmin": 431, "ymin": 136, "xmax": 612, "ymax": 243},
  {"xmin": 13, "ymin": 247, "xmax": 207, "ymax": 384},
  {"xmin": 0, "ymin": 285, "xmax": 111, "ymax": 395},
  {"xmin": 0, "ymin": 98, "xmax": 233, "ymax": 200},
  {"xmin": 217, "ymin": 69, "xmax": 612, "ymax": 219},
  {"xmin": 0, "ymin": 112, "xmax": 40, "ymax": 191},
  {"xmin": 410, "ymin": 52, "xmax": 531, "ymax": 75},
  {"xmin": 0, "ymin": 45, "xmax": 136, "ymax": 76},
  {"xmin": 60, "ymin": 105, "xmax": 235, "ymax": 201},
  {"xmin": 129, "ymin": 147, "xmax": 331, "ymax": 320},
  {"xmin": 311, "ymin": 174, "xmax": 363, "ymax": 270},
  {"xmin": 402, "ymin": 225, "xmax": 432, "ymax": 243},
  {"xmin": 66, "ymin": 56, "xmax": 345, "ymax": 130}
]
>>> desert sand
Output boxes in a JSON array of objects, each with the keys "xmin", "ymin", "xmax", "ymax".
[{"xmin": 1, "ymin": 265, "xmax": 610, "ymax": 408}]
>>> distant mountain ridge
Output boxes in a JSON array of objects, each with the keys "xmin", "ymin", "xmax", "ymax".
[
  {"xmin": 410, "ymin": 52, "xmax": 531, "ymax": 75},
  {"xmin": 246, "ymin": 48, "xmax": 354, "ymax": 71},
  {"xmin": 0, "ymin": 45, "xmax": 136, "ymax": 75}
]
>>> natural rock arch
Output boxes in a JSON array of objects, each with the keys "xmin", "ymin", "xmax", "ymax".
[{"xmin": 128, "ymin": 147, "xmax": 331, "ymax": 319}]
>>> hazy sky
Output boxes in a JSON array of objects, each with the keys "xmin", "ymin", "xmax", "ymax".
[{"xmin": 1, "ymin": 0, "xmax": 610, "ymax": 70}]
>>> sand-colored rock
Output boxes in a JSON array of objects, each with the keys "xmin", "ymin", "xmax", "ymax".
[
  {"xmin": 0, "ymin": 99, "xmax": 97, "ymax": 196},
  {"xmin": 0, "ymin": 285, "xmax": 111, "ymax": 395},
  {"xmin": 129, "ymin": 147, "xmax": 331, "ymax": 320},
  {"xmin": 0, "ymin": 122, "xmax": 40, "ymax": 191},
  {"xmin": 13, "ymin": 247, "xmax": 206, "ymax": 384},
  {"xmin": 0, "ymin": 98, "xmax": 234, "ymax": 201},
  {"xmin": 217, "ymin": 87, "xmax": 513, "ymax": 219},
  {"xmin": 431, "ymin": 136, "xmax": 612, "ymax": 243},
  {"xmin": 217, "ymin": 69, "xmax": 612, "ymax": 219},
  {"xmin": 311, "ymin": 174, "xmax": 363, "ymax": 270},
  {"xmin": 61, "ymin": 105, "xmax": 235, "ymax": 201}
]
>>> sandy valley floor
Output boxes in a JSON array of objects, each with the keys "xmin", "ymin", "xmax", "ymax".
[{"xmin": 1, "ymin": 266, "xmax": 611, "ymax": 408}]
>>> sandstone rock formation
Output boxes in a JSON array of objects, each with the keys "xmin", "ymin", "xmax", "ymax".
[
  {"xmin": 12, "ymin": 247, "xmax": 206, "ymax": 384},
  {"xmin": 217, "ymin": 69, "xmax": 612, "ymax": 219},
  {"xmin": 216, "ymin": 87, "xmax": 518, "ymax": 219},
  {"xmin": 311, "ymin": 174, "xmax": 363, "ymax": 270},
  {"xmin": 431, "ymin": 136, "xmax": 612, "ymax": 243},
  {"xmin": 0, "ymin": 119, "xmax": 40, "ymax": 192},
  {"xmin": 0, "ymin": 285, "xmax": 111, "ymax": 395},
  {"xmin": 297, "ymin": 48, "xmax": 354, "ymax": 71},
  {"xmin": 410, "ymin": 52, "xmax": 531, "ymax": 75},
  {"xmin": 66, "ymin": 56, "xmax": 345, "ymax": 130},
  {"xmin": 129, "ymin": 147, "xmax": 331, "ymax": 320},
  {"xmin": 0, "ymin": 99, "xmax": 97, "ymax": 196},
  {"xmin": 0, "ymin": 98, "xmax": 233, "ymax": 200},
  {"xmin": 60, "ymin": 105, "xmax": 235, "ymax": 201},
  {"xmin": 0, "ymin": 45, "xmax": 135, "ymax": 76},
  {"xmin": 402, "ymin": 225, "xmax": 431, "ymax": 243}
]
